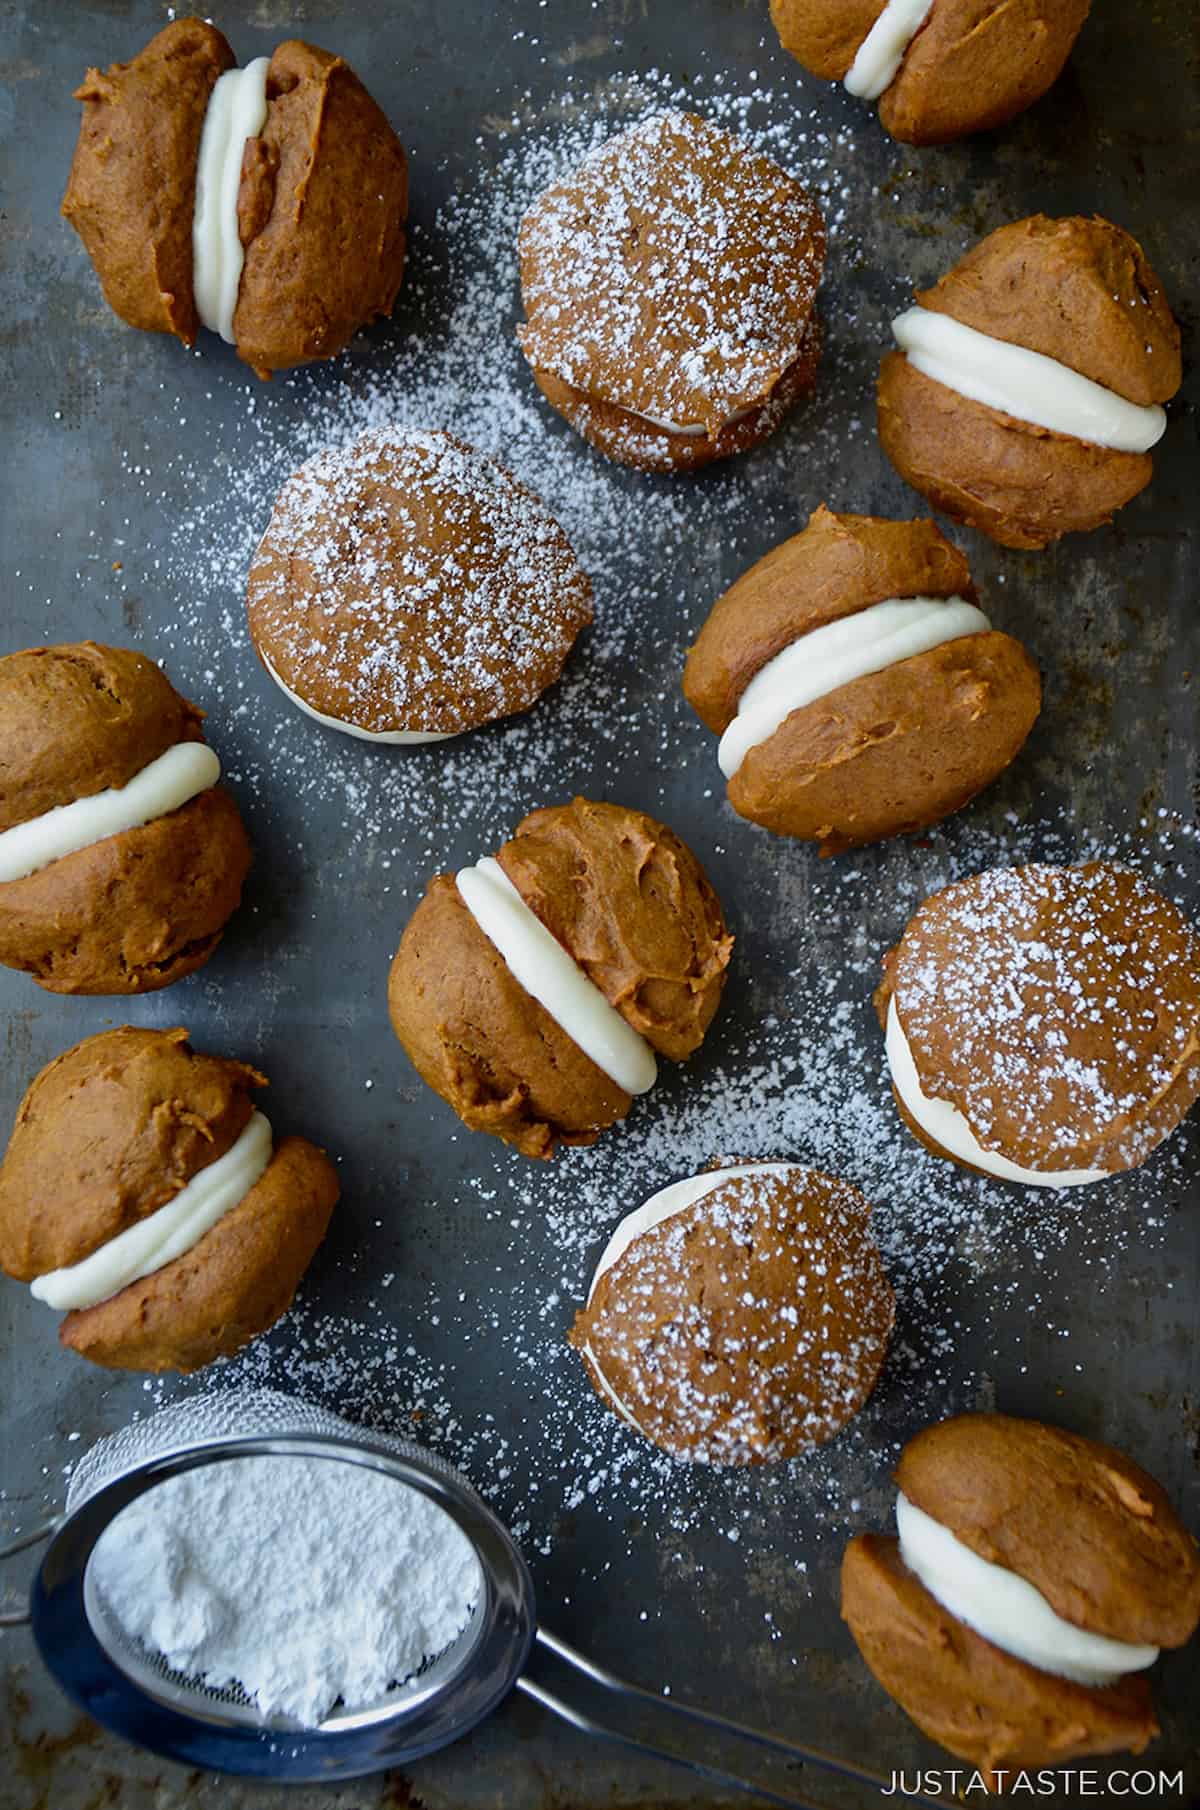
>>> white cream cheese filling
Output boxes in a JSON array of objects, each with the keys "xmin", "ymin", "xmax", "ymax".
[
  {"xmin": 628, "ymin": 410, "xmax": 708, "ymax": 438},
  {"xmin": 31, "ymin": 1111, "xmax": 274, "ymax": 1312},
  {"xmin": 886, "ymin": 997, "xmax": 1109, "ymax": 1190},
  {"xmin": 192, "ymin": 58, "xmax": 271, "ymax": 344},
  {"xmin": 844, "ymin": 0, "xmax": 935, "ymax": 100},
  {"xmin": 896, "ymin": 1493, "xmax": 1159, "ymax": 1686},
  {"xmin": 717, "ymin": 593, "xmax": 988, "ymax": 781},
  {"xmin": 455, "ymin": 856, "xmax": 657, "ymax": 1097},
  {"xmin": 584, "ymin": 1163, "xmax": 800, "ymax": 1427},
  {"xmin": 0, "ymin": 742, "xmax": 221, "ymax": 886},
  {"xmin": 261, "ymin": 651, "xmax": 459, "ymax": 746},
  {"xmin": 892, "ymin": 306, "xmax": 1167, "ymax": 454}
]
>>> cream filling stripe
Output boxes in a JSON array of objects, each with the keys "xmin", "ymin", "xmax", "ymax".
[
  {"xmin": 0, "ymin": 742, "xmax": 221, "ymax": 885},
  {"xmin": 896, "ymin": 1494, "xmax": 1159, "ymax": 1686},
  {"xmin": 892, "ymin": 306, "xmax": 1167, "ymax": 455},
  {"xmin": 584, "ymin": 1164, "xmax": 801, "ymax": 1427},
  {"xmin": 31, "ymin": 1111, "xmax": 274, "ymax": 1312},
  {"xmin": 193, "ymin": 58, "xmax": 271, "ymax": 345},
  {"xmin": 844, "ymin": 0, "xmax": 934, "ymax": 100},
  {"xmin": 456, "ymin": 857, "xmax": 657, "ymax": 1098},
  {"xmin": 886, "ymin": 997, "xmax": 1109, "ymax": 1190},
  {"xmin": 718, "ymin": 594, "xmax": 988, "ymax": 781},
  {"xmin": 261, "ymin": 650, "xmax": 458, "ymax": 746}
]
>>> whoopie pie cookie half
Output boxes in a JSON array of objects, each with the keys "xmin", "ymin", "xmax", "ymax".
[
  {"xmin": 570, "ymin": 1161, "xmax": 894, "ymax": 1465},
  {"xmin": 247, "ymin": 428, "xmax": 593, "ymax": 742},
  {"xmin": 517, "ymin": 110, "xmax": 825, "ymax": 473},
  {"xmin": 0, "ymin": 1027, "xmax": 339, "ymax": 1374},
  {"xmin": 682, "ymin": 505, "xmax": 1040, "ymax": 851},
  {"xmin": 877, "ymin": 861, "xmax": 1200, "ymax": 1187},
  {"xmin": 0, "ymin": 642, "xmax": 250, "ymax": 994},
  {"xmin": 878, "ymin": 214, "xmax": 1181, "ymax": 548},
  {"xmin": 770, "ymin": 0, "xmax": 1091, "ymax": 145},
  {"xmin": 842, "ymin": 1412, "xmax": 1200, "ymax": 1785},
  {"xmin": 62, "ymin": 17, "xmax": 408, "ymax": 377},
  {"xmin": 388, "ymin": 798, "xmax": 733, "ymax": 1157}
]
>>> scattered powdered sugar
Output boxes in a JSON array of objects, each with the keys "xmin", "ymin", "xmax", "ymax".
[
  {"xmin": 88, "ymin": 1453, "xmax": 482, "ymax": 1726},
  {"xmin": 109, "ymin": 70, "xmax": 865, "ymax": 862},
  {"xmin": 54, "ymin": 68, "xmax": 1199, "ymax": 1595}
]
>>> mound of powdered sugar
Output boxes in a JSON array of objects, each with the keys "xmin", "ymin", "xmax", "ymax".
[{"xmin": 89, "ymin": 1453, "xmax": 482, "ymax": 1726}]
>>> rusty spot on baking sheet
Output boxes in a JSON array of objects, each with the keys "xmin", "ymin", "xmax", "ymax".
[
  {"xmin": 1053, "ymin": 659, "xmax": 1115, "ymax": 747},
  {"xmin": 4, "ymin": 1673, "xmax": 102, "ymax": 1796},
  {"xmin": 381, "ymin": 1778, "xmax": 425, "ymax": 1809}
]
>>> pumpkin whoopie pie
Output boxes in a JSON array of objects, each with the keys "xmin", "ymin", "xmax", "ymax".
[
  {"xmin": 517, "ymin": 110, "xmax": 825, "ymax": 473},
  {"xmin": 0, "ymin": 1027, "xmax": 339, "ymax": 1373},
  {"xmin": 770, "ymin": 0, "xmax": 1091, "ymax": 145},
  {"xmin": 842, "ymin": 1412, "xmax": 1200, "ymax": 1786},
  {"xmin": 570, "ymin": 1162, "xmax": 894, "ymax": 1465},
  {"xmin": 878, "ymin": 214, "xmax": 1181, "ymax": 548},
  {"xmin": 877, "ymin": 862, "xmax": 1200, "ymax": 1187},
  {"xmin": 62, "ymin": 17, "xmax": 408, "ymax": 377},
  {"xmin": 0, "ymin": 642, "xmax": 250, "ymax": 995},
  {"xmin": 247, "ymin": 428, "xmax": 593, "ymax": 742},
  {"xmin": 682, "ymin": 505, "xmax": 1040, "ymax": 852},
  {"xmin": 388, "ymin": 797, "xmax": 732, "ymax": 1158}
]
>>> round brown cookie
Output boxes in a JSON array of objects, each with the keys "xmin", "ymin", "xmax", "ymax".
[
  {"xmin": 0, "ymin": 1027, "xmax": 258, "ymax": 1280},
  {"xmin": 897, "ymin": 1415, "xmax": 1200, "ymax": 1649},
  {"xmin": 0, "ymin": 643, "xmax": 250, "ymax": 996},
  {"xmin": 771, "ymin": 0, "xmax": 1092, "ymax": 146},
  {"xmin": 0, "ymin": 1026, "xmax": 339, "ymax": 1375},
  {"xmin": 682, "ymin": 506, "xmax": 1040, "ymax": 852},
  {"xmin": 61, "ymin": 19, "xmax": 234, "ymax": 345},
  {"xmin": 247, "ymin": 428, "xmax": 593, "ymax": 741},
  {"xmin": 61, "ymin": 18, "xmax": 407, "ymax": 378},
  {"xmin": 530, "ymin": 315, "xmax": 823, "ymax": 478},
  {"xmin": 60, "ymin": 1137, "xmax": 339, "ymax": 1374},
  {"xmin": 875, "ymin": 862, "xmax": 1200, "ymax": 1179},
  {"xmin": 0, "ymin": 642, "xmax": 203, "ymax": 829},
  {"xmin": 840, "ymin": 1535, "xmax": 1159, "ymax": 1788},
  {"xmin": 570, "ymin": 1164, "xmax": 893, "ymax": 1465},
  {"xmin": 387, "ymin": 797, "xmax": 733, "ymax": 1159},
  {"xmin": 232, "ymin": 39, "xmax": 408, "ymax": 379},
  {"xmin": 878, "ymin": 215, "xmax": 1181, "ymax": 548},
  {"xmin": 517, "ymin": 110, "xmax": 825, "ymax": 472},
  {"xmin": 841, "ymin": 1411, "xmax": 1200, "ymax": 1784}
]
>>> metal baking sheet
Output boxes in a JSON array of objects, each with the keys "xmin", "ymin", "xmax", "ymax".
[{"xmin": 2, "ymin": 2, "xmax": 1198, "ymax": 1806}]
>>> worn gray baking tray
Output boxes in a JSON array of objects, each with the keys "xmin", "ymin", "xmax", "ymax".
[{"xmin": 1, "ymin": 2, "xmax": 1198, "ymax": 1806}]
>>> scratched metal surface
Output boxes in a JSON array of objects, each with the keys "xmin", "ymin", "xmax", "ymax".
[{"xmin": 1, "ymin": 1, "xmax": 1199, "ymax": 1807}]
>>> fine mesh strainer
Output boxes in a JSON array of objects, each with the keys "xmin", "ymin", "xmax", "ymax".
[{"xmin": 0, "ymin": 1389, "xmax": 913, "ymax": 1807}]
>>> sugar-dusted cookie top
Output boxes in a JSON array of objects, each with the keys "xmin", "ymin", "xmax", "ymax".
[
  {"xmin": 518, "ymin": 110, "xmax": 825, "ymax": 437},
  {"xmin": 247, "ymin": 428, "xmax": 593, "ymax": 739}
]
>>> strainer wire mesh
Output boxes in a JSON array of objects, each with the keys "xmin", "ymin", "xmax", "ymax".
[{"xmin": 70, "ymin": 1387, "xmax": 494, "ymax": 1726}]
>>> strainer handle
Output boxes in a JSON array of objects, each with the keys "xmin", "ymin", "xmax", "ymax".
[
  {"xmin": 0, "ymin": 1518, "xmax": 59, "ymax": 1628},
  {"xmin": 516, "ymin": 1674, "xmax": 829, "ymax": 1810},
  {"xmin": 526, "ymin": 1626, "xmax": 944, "ymax": 1810}
]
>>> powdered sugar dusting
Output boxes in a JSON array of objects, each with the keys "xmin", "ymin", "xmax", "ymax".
[
  {"xmin": 517, "ymin": 109, "xmax": 825, "ymax": 431},
  {"xmin": 893, "ymin": 861, "xmax": 1200, "ymax": 1170},
  {"xmin": 38, "ymin": 69, "xmax": 1199, "ymax": 1595},
  {"xmin": 575, "ymin": 1166, "xmax": 894, "ymax": 1466},
  {"xmin": 247, "ymin": 426, "xmax": 592, "ymax": 735}
]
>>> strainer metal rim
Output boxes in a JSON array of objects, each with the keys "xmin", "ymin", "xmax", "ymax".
[{"xmin": 30, "ymin": 1429, "xmax": 537, "ymax": 1781}]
